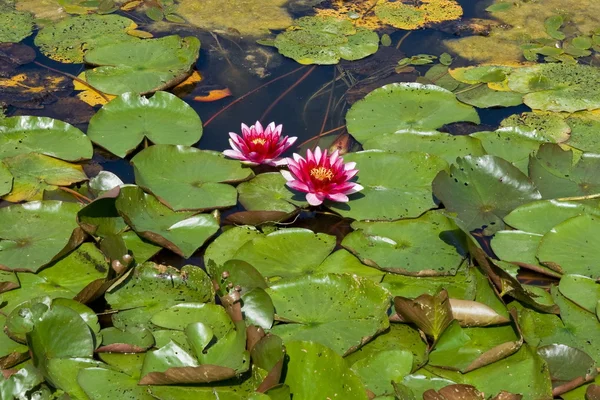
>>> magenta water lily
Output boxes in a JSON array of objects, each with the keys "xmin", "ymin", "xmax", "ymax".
[
  {"xmin": 281, "ymin": 146, "xmax": 364, "ymax": 206},
  {"xmin": 223, "ymin": 121, "xmax": 297, "ymax": 166}
]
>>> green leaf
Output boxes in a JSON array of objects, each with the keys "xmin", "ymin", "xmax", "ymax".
[
  {"xmin": 500, "ymin": 112, "xmax": 571, "ymax": 143},
  {"xmin": 78, "ymin": 197, "xmax": 128, "ymax": 239},
  {"xmin": 537, "ymin": 344, "xmax": 597, "ymax": 387},
  {"xmin": 116, "ymin": 186, "xmax": 219, "ymax": 258},
  {"xmin": 46, "ymin": 358, "xmax": 106, "ymax": 399},
  {"xmin": 381, "ymin": 266, "xmax": 476, "ymax": 300},
  {"xmin": 78, "ymin": 368, "xmax": 155, "ymax": 399},
  {"xmin": 204, "ymin": 226, "xmax": 262, "ymax": 272},
  {"xmin": 394, "ymin": 289, "xmax": 453, "ymax": 342},
  {"xmin": 346, "ymin": 83, "xmax": 479, "ymax": 143},
  {"xmin": 99, "ymin": 327, "xmax": 155, "ymax": 352},
  {"xmin": 87, "ymin": 91, "xmax": 202, "ymax": 158},
  {"xmin": 544, "ymin": 15, "xmax": 565, "ymax": 40},
  {"xmin": 0, "ymin": 160, "xmax": 12, "ymax": 197},
  {"xmin": 329, "ymin": 150, "xmax": 448, "ymax": 221},
  {"xmin": 284, "ymin": 341, "xmax": 367, "ymax": 399},
  {"xmin": 237, "ymin": 172, "xmax": 307, "ymax": 212},
  {"xmin": 572, "ymin": 35, "xmax": 593, "ymax": 50},
  {"xmin": 145, "ymin": 6, "xmax": 164, "ymax": 21},
  {"xmin": 456, "ymin": 85, "xmax": 523, "ymax": 108},
  {"xmin": 84, "ymin": 35, "xmax": 200, "ymax": 95},
  {"xmin": 132, "ymin": 144, "xmax": 253, "ymax": 211},
  {"xmin": 342, "ymin": 211, "xmax": 467, "ymax": 275},
  {"xmin": 558, "ymin": 274, "xmax": 600, "ymax": 313},
  {"xmin": 241, "ymin": 288, "xmax": 274, "ymax": 329},
  {"xmin": 432, "ymin": 155, "xmax": 542, "ymax": 234},
  {"xmin": 0, "ymin": 6, "xmax": 34, "ymax": 43},
  {"xmin": 0, "ymin": 116, "xmax": 92, "ymax": 161},
  {"xmin": 350, "ymin": 350, "xmax": 413, "ymax": 396},
  {"xmin": 0, "ymin": 200, "xmax": 82, "ymax": 272},
  {"xmin": 267, "ymin": 274, "xmax": 391, "ymax": 355},
  {"xmin": 0, "ymin": 364, "xmax": 44, "ymax": 400}
]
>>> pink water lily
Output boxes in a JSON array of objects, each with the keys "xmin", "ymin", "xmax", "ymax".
[
  {"xmin": 223, "ymin": 121, "xmax": 297, "ymax": 166},
  {"xmin": 281, "ymin": 146, "xmax": 364, "ymax": 206}
]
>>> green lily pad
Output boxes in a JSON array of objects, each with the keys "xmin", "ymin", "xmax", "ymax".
[
  {"xmin": 0, "ymin": 364, "xmax": 44, "ymax": 400},
  {"xmin": 132, "ymin": 145, "xmax": 253, "ymax": 211},
  {"xmin": 231, "ymin": 228, "xmax": 335, "ymax": 279},
  {"xmin": 529, "ymin": 144, "xmax": 600, "ymax": 199},
  {"xmin": 79, "ymin": 368, "xmax": 155, "ymax": 400},
  {"xmin": 284, "ymin": 341, "xmax": 367, "ymax": 399},
  {"xmin": 0, "ymin": 116, "xmax": 92, "ymax": 161},
  {"xmin": 0, "ymin": 160, "xmax": 12, "ymax": 197},
  {"xmin": 87, "ymin": 92, "xmax": 203, "ymax": 158},
  {"xmin": 77, "ymin": 197, "xmax": 128, "ymax": 239},
  {"xmin": 350, "ymin": 349, "xmax": 413, "ymax": 396},
  {"xmin": 84, "ymin": 35, "xmax": 200, "ymax": 95},
  {"xmin": 394, "ymin": 289, "xmax": 453, "ymax": 343},
  {"xmin": 46, "ymin": 358, "xmax": 107, "ymax": 399},
  {"xmin": 329, "ymin": 150, "xmax": 448, "ymax": 221},
  {"xmin": 490, "ymin": 230, "xmax": 557, "ymax": 276},
  {"xmin": 342, "ymin": 211, "xmax": 467, "ymax": 276},
  {"xmin": 507, "ymin": 63, "xmax": 600, "ymax": 112},
  {"xmin": 98, "ymin": 327, "xmax": 155, "ymax": 353},
  {"xmin": 346, "ymin": 83, "xmax": 480, "ymax": 143},
  {"xmin": 237, "ymin": 172, "xmax": 307, "ymax": 212},
  {"xmin": 0, "ymin": 314, "xmax": 28, "ymax": 366},
  {"xmin": 361, "ymin": 130, "xmax": 486, "ymax": 165},
  {"xmin": 106, "ymin": 262, "xmax": 214, "ymax": 330},
  {"xmin": 267, "ymin": 273, "xmax": 390, "ymax": 355},
  {"xmin": 0, "ymin": 200, "xmax": 82, "ymax": 272},
  {"xmin": 432, "ymin": 155, "xmax": 542, "ymax": 234},
  {"xmin": 456, "ymin": 85, "xmax": 523, "ymax": 108},
  {"xmin": 449, "ymin": 65, "xmax": 513, "ymax": 84},
  {"xmin": 558, "ymin": 274, "xmax": 600, "ymax": 314},
  {"xmin": 204, "ymin": 226, "xmax": 263, "ymax": 273},
  {"xmin": 317, "ymin": 249, "xmax": 384, "ymax": 281},
  {"xmin": 34, "ymin": 14, "xmax": 139, "ymax": 63},
  {"xmin": 0, "ymin": 5, "xmax": 34, "ymax": 44},
  {"xmin": 381, "ymin": 266, "xmax": 476, "ymax": 299},
  {"xmin": 537, "ymin": 214, "xmax": 600, "ymax": 278},
  {"xmin": 2, "ymin": 153, "xmax": 88, "ymax": 202},
  {"xmin": 565, "ymin": 112, "xmax": 600, "ymax": 153},
  {"xmin": 121, "ymin": 231, "xmax": 162, "ymax": 264},
  {"xmin": 374, "ymin": 0, "xmax": 463, "ymax": 30},
  {"xmin": 500, "ymin": 112, "xmax": 571, "ymax": 143},
  {"xmin": 273, "ymin": 16, "xmax": 378, "ymax": 65},
  {"xmin": 115, "ymin": 186, "xmax": 219, "ymax": 258},
  {"xmin": 537, "ymin": 344, "xmax": 597, "ymax": 388}
]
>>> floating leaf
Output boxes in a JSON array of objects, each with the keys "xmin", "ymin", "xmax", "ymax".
[
  {"xmin": 87, "ymin": 91, "xmax": 202, "ymax": 158},
  {"xmin": 381, "ymin": 266, "xmax": 476, "ymax": 300},
  {"xmin": 78, "ymin": 196, "xmax": 128, "ymax": 239},
  {"xmin": 0, "ymin": 161, "xmax": 12, "ymax": 197},
  {"xmin": 544, "ymin": 15, "xmax": 565, "ymax": 40},
  {"xmin": 346, "ymin": 83, "xmax": 479, "ymax": 143},
  {"xmin": 272, "ymin": 16, "xmax": 378, "ymax": 65},
  {"xmin": 456, "ymin": 85, "xmax": 523, "ymax": 108},
  {"xmin": 132, "ymin": 144, "xmax": 253, "ymax": 211},
  {"xmin": 79, "ymin": 368, "xmax": 155, "ymax": 400},
  {"xmin": 342, "ymin": 211, "xmax": 467, "ymax": 276},
  {"xmin": 0, "ymin": 116, "xmax": 92, "ymax": 161},
  {"xmin": 98, "ymin": 326, "xmax": 155, "ymax": 353},
  {"xmin": 204, "ymin": 226, "xmax": 262, "ymax": 272},
  {"xmin": 432, "ymin": 155, "xmax": 542, "ymax": 234},
  {"xmin": 351, "ymin": 349, "xmax": 413, "ymax": 396},
  {"xmin": 267, "ymin": 274, "xmax": 390, "ymax": 355},
  {"xmin": 34, "ymin": 14, "xmax": 139, "ymax": 63},
  {"xmin": 500, "ymin": 112, "xmax": 571, "ymax": 143},
  {"xmin": 537, "ymin": 344, "xmax": 597, "ymax": 388},
  {"xmin": 0, "ymin": 5, "xmax": 34, "ymax": 43},
  {"xmin": 84, "ymin": 35, "xmax": 200, "ymax": 95},
  {"xmin": 374, "ymin": 0, "xmax": 462, "ymax": 30},
  {"xmin": 329, "ymin": 150, "xmax": 448, "ymax": 221},
  {"xmin": 237, "ymin": 172, "xmax": 307, "ymax": 213},
  {"xmin": 0, "ymin": 201, "xmax": 82, "ymax": 272},
  {"xmin": 558, "ymin": 274, "xmax": 600, "ymax": 314},
  {"xmin": 395, "ymin": 289, "xmax": 453, "ymax": 342}
]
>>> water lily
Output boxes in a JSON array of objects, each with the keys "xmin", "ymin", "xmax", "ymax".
[
  {"xmin": 281, "ymin": 146, "xmax": 363, "ymax": 206},
  {"xmin": 223, "ymin": 121, "xmax": 296, "ymax": 166}
]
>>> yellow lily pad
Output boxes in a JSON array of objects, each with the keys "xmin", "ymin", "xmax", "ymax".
[{"xmin": 374, "ymin": 0, "xmax": 462, "ymax": 30}]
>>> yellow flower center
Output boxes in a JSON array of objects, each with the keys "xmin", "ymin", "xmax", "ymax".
[
  {"xmin": 251, "ymin": 138, "xmax": 267, "ymax": 145},
  {"xmin": 310, "ymin": 167, "xmax": 334, "ymax": 181}
]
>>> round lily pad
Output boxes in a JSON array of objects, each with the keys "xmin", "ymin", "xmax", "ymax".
[
  {"xmin": 0, "ymin": 160, "xmax": 12, "ymax": 197},
  {"xmin": 456, "ymin": 85, "xmax": 523, "ymax": 108},
  {"xmin": 361, "ymin": 130, "xmax": 486, "ymax": 165},
  {"xmin": 342, "ymin": 211, "xmax": 467, "ymax": 276},
  {"xmin": 500, "ymin": 112, "xmax": 571, "ymax": 143},
  {"xmin": 237, "ymin": 172, "xmax": 307, "ymax": 212},
  {"xmin": 328, "ymin": 150, "xmax": 448, "ymax": 221},
  {"xmin": 346, "ymin": 83, "xmax": 480, "ymax": 143},
  {"xmin": 132, "ymin": 144, "xmax": 253, "ymax": 211},
  {"xmin": 203, "ymin": 226, "xmax": 262, "ymax": 273},
  {"xmin": 0, "ymin": 200, "xmax": 82, "ymax": 272},
  {"xmin": 565, "ymin": 113, "xmax": 600, "ymax": 153},
  {"xmin": 273, "ymin": 16, "xmax": 378, "ymax": 65},
  {"xmin": 0, "ymin": 5, "xmax": 34, "ymax": 43},
  {"xmin": 537, "ymin": 214, "xmax": 600, "ymax": 278},
  {"xmin": 432, "ymin": 155, "xmax": 542, "ymax": 234},
  {"xmin": 374, "ymin": 0, "xmax": 462, "ymax": 30},
  {"xmin": 558, "ymin": 274, "xmax": 600, "ymax": 314},
  {"xmin": 267, "ymin": 273, "xmax": 391, "ymax": 355},
  {"xmin": 0, "ymin": 116, "xmax": 92, "ymax": 161},
  {"xmin": 87, "ymin": 92, "xmax": 203, "ymax": 158},
  {"xmin": 34, "ymin": 14, "xmax": 139, "ymax": 63},
  {"xmin": 115, "ymin": 186, "xmax": 219, "ymax": 258},
  {"xmin": 84, "ymin": 35, "xmax": 201, "ymax": 95}
]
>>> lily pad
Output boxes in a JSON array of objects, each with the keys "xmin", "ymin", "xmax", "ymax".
[
  {"xmin": 361, "ymin": 130, "xmax": 486, "ymax": 165},
  {"xmin": 2, "ymin": 153, "xmax": 88, "ymax": 202},
  {"xmin": 537, "ymin": 344, "xmax": 597, "ymax": 388},
  {"xmin": 285, "ymin": 340, "xmax": 367, "ymax": 399},
  {"xmin": 267, "ymin": 273, "xmax": 390, "ymax": 355},
  {"xmin": 346, "ymin": 83, "xmax": 480, "ymax": 143},
  {"xmin": 272, "ymin": 16, "xmax": 379, "ymax": 65},
  {"xmin": 84, "ymin": 35, "xmax": 200, "ymax": 95},
  {"xmin": 203, "ymin": 226, "xmax": 263, "ymax": 273},
  {"xmin": 381, "ymin": 266, "xmax": 476, "ymax": 300},
  {"xmin": 432, "ymin": 155, "xmax": 542, "ymax": 234},
  {"xmin": 342, "ymin": 211, "xmax": 467, "ymax": 276},
  {"xmin": 87, "ymin": 92, "xmax": 202, "ymax": 158},
  {"xmin": 79, "ymin": 368, "xmax": 155, "ymax": 400},
  {"xmin": 374, "ymin": 0, "xmax": 462, "ymax": 30},
  {"xmin": 329, "ymin": 150, "xmax": 449, "ymax": 221},
  {"xmin": 132, "ymin": 145, "xmax": 253, "ymax": 211},
  {"xmin": 0, "ymin": 116, "xmax": 92, "ymax": 161},
  {"xmin": 0, "ymin": 5, "xmax": 34, "ymax": 43},
  {"xmin": 558, "ymin": 274, "xmax": 600, "ymax": 314},
  {"xmin": 34, "ymin": 14, "xmax": 139, "ymax": 63},
  {"xmin": 0, "ymin": 161, "xmax": 12, "ymax": 196},
  {"xmin": 500, "ymin": 112, "xmax": 571, "ymax": 143},
  {"xmin": 565, "ymin": 112, "xmax": 600, "ymax": 153},
  {"xmin": 0, "ymin": 200, "xmax": 82, "ymax": 272},
  {"xmin": 456, "ymin": 85, "xmax": 523, "ymax": 108},
  {"xmin": 115, "ymin": 186, "xmax": 219, "ymax": 258},
  {"xmin": 237, "ymin": 172, "xmax": 307, "ymax": 213}
]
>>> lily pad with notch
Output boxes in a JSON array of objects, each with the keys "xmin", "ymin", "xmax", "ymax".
[{"xmin": 237, "ymin": 172, "xmax": 307, "ymax": 213}]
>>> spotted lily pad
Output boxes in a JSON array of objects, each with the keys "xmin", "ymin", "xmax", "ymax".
[
  {"xmin": 342, "ymin": 211, "xmax": 467, "ymax": 276},
  {"xmin": 0, "ymin": 5, "xmax": 34, "ymax": 43},
  {"xmin": 84, "ymin": 35, "xmax": 200, "ymax": 95},
  {"xmin": 132, "ymin": 145, "xmax": 252, "ymax": 211},
  {"xmin": 115, "ymin": 186, "xmax": 219, "ymax": 258},
  {"xmin": 34, "ymin": 14, "xmax": 139, "ymax": 63},
  {"xmin": 374, "ymin": 0, "xmax": 462, "ymax": 30},
  {"xmin": 0, "ymin": 161, "xmax": 12, "ymax": 197},
  {"xmin": 0, "ymin": 201, "xmax": 83, "ymax": 272},
  {"xmin": 432, "ymin": 155, "xmax": 542, "ymax": 234},
  {"xmin": 237, "ymin": 172, "xmax": 307, "ymax": 212},
  {"xmin": 346, "ymin": 83, "xmax": 480, "ymax": 143},
  {"xmin": 272, "ymin": 16, "xmax": 378, "ymax": 65},
  {"xmin": 267, "ymin": 273, "xmax": 391, "ymax": 355},
  {"xmin": 0, "ymin": 116, "xmax": 92, "ymax": 161},
  {"xmin": 328, "ymin": 150, "xmax": 448, "ymax": 221},
  {"xmin": 87, "ymin": 92, "xmax": 203, "ymax": 158}
]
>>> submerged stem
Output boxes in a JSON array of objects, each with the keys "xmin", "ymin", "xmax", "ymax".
[
  {"xmin": 260, "ymin": 65, "xmax": 316, "ymax": 121},
  {"xmin": 33, "ymin": 61, "xmax": 111, "ymax": 103}
]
